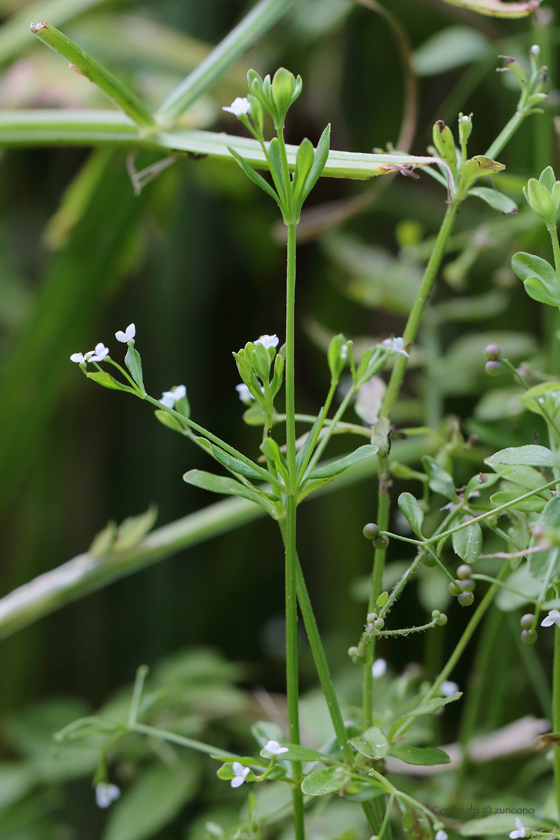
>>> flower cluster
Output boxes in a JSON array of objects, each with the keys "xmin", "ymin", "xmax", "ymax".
[{"xmin": 70, "ymin": 324, "xmax": 136, "ymax": 365}]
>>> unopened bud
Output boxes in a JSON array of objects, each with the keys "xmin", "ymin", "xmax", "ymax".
[
  {"xmin": 530, "ymin": 44, "xmax": 541, "ymax": 57},
  {"xmin": 484, "ymin": 344, "xmax": 501, "ymax": 361},
  {"xmin": 485, "ymin": 360, "xmax": 503, "ymax": 377},
  {"xmin": 520, "ymin": 613, "xmax": 535, "ymax": 630}
]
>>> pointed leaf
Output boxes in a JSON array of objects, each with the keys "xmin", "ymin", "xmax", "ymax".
[
  {"xmin": 403, "ymin": 692, "xmax": 462, "ymax": 718},
  {"xmin": 397, "ymin": 492, "xmax": 424, "ymax": 538},
  {"xmin": 86, "ymin": 371, "xmax": 134, "ymax": 392},
  {"xmin": 124, "ymin": 346, "xmax": 145, "ymax": 392},
  {"xmin": 114, "ymin": 506, "xmax": 158, "ymax": 551},
  {"xmin": 468, "ymin": 187, "xmax": 517, "ymax": 214},
  {"xmin": 206, "ymin": 443, "xmax": 263, "ymax": 481},
  {"xmin": 154, "ymin": 409, "xmax": 189, "ymax": 434},
  {"xmin": 301, "ymin": 766, "xmax": 352, "ymax": 796},
  {"xmin": 183, "ymin": 469, "xmax": 274, "ymax": 512},
  {"xmin": 388, "ymin": 745, "xmax": 451, "ymax": 765},
  {"xmin": 459, "ymin": 155, "xmax": 505, "ymax": 187},
  {"xmin": 302, "ymin": 124, "xmax": 331, "ymax": 201},
  {"xmin": 227, "ymin": 147, "xmax": 279, "ymax": 204},
  {"xmin": 421, "ymin": 456, "xmax": 458, "ymax": 500},
  {"xmin": 309, "ymin": 444, "xmax": 377, "ymax": 480}
]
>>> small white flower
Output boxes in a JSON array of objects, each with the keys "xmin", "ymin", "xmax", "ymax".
[
  {"xmin": 231, "ymin": 761, "xmax": 250, "ymax": 788},
  {"xmin": 115, "ymin": 323, "xmax": 136, "ymax": 343},
  {"xmin": 530, "ymin": 44, "xmax": 540, "ymax": 56},
  {"xmin": 159, "ymin": 385, "xmax": 187, "ymax": 409},
  {"xmin": 509, "ymin": 818, "xmax": 526, "ymax": 839},
  {"xmin": 440, "ymin": 680, "xmax": 459, "ymax": 697},
  {"xmin": 382, "ymin": 337, "xmax": 409, "ymax": 358},
  {"xmin": 95, "ymin": 782, "xmax": 121, "ymax": 809},
  {"xmin": 263, "ymin": 740, "xmax": 289, "ymax": 756},
  {"xmin": 541, "ymin": 609, "xmax": 560, "ymax": 628},
  {"xmin": 70, "ymin": 351, "xmax": 94, "ymax": 364},
  {"xmin": 223, "ymin": 97, "xmax": 251, "ymax": 117},
  {"xmin": 236, "ymin": 383, "xmax": 254, "ymax": 403},
  {"xmin": 90, "ymin": 343, "xmax": 110, "ymax": 362},
  {"xmin": 436, "ymin": 831, "xmax": 448, "ymax": 840},
  {"xmin": 255, "ymin": 334, "xmax": 279, "ymax": 350},
  {"xmin": 372, "ymin": 658, "xmax": 387, "ymax": 678}
]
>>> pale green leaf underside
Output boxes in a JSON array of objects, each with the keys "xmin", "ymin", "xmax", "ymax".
[{"xmin": 0, "ymin": 111, "xmax": 439, "ymax": 182}]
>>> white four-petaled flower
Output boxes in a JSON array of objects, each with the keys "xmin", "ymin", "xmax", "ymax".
[
  {"xmin": 95, "ymin": 782, "xmax": 121, "ymax": 809},
  {"xmin": 372, "ymin": 658, "xmax": 387, "ymax": 678},
  {"xmin": 541, "ymin": 609, "xmax": 560, "ymax": 628},
  {"xmin": 509, "ymin": 818, "xmax": 526, "ymax": 839},
  {"xmin": 231, "ymin": 761, "xmax": 250, "ymax": 788},
  {"xmin": 70, "ymin": 351, "xmax": 94, "ymax": 364},
  {"xmin": 255, "ymin": 334, "xmax": 279, "ymax": 350},
  {"xmin": 435, "ymin": 831, "xmax": 448, "ymax": 840},
  {"xmin": 263, "ymin": 740, "xmax": 289, "ymax": 757},
  {"xmin": 115, "ymin": 323, "xmax": 136, "ymax": 343},
  {"xmin": 90, "ymin": 343, "xmax": 110, "ymax": 362},
  {"xmin": 223, "ymin": 97, "xmax": 251, "ymax": 117},
  {"xmin": 440, "ymin": 680, "xmax": 459, "ymax": 697},
  {"xmin": 159, "ymin": 385, "xmax": 187, "ymax": 409},
  {"xmin": 382, "ymin": 337, "xmax": 409, "ymax": 358}
]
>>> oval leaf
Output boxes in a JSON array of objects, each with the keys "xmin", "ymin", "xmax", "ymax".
[
  {"xmin": 397, "ymin": 492, "xmax": 424, "ymax": 537},
  {"xmin": 301, "ymin": 766, "xmax": 352, "ymax": 796},
  {"xmin": 349, "ymin": 726, "xmax": 389, "ymax": 759},
  {"xmin": 469, "ymin": 186, "xmax": 517, "ymax": 215},
  {"xmin": 387, "ymin": 745, "xmax": 451, "ymax": 766},
  {"xmin": 403, "ymin": 692, "xmax": 462, "ymax": 717},
  {"xmin": 491, "ymin": 445, "xmax": 557, "ymax": 467},
  {"xmin": 452, "ymin": 520, "xmax": 482, "ymax": 563}
]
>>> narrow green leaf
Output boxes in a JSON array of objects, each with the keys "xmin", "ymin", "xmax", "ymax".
[
  {"xmin": 309, "ymin": 444, "xmax": 377, "ymax": 480},
  {"xmin": 31, "ymin": 22, "xmax": 155, "ymax": 129},
  {"xmin": 301, "ymin": 766, "xmax": 352, "ymax": 796},
  {"xmin": 207, "ymin": 443, "xmax": 263, "ymax": 481},
  {"xmin": 403, "ymin": 692, "xmax": 462, "ymax": 718},
  {"xmin": 302, "ymin": 124, "xmax": 331, "ymax": 201},
  {"xmin": 114, "ymin": 506, "xmax": 158, "ymax": 551},
  {"xmin": 469, "ymin": 186, "xmax": 517, "ymax": 214},
  {"xmin": 388, "ymin": 745, "xmax": 451, "ymax": 765},
  {"xmin": 124, "ymin": 346, "xmax": 145, "ymax": 393},
  {"xmin": 154, "ymin": 410, "xmax": 189, "ymax": 435},
  {"xmin": 86, "ymin": 371, "xmax": 134, "ymax": 392},
  {"xmin": 397, "ymin": 492, "xmax": 424, "ymax": 538},
  {"xmin": 348, "ymin": 726, "xmax": 389, "ymax": 759},
  {"xmin": 183, "ymin": 469, "xmax": 273, "ymax": 512},
  {"xmin": 227, "ymin": 146, "xmax": 279, "ymax": 203}
]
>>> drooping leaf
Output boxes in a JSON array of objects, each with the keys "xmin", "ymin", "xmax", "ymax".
[
  {"xmin": 309, "ymin": 444, "xmax": 377, "ymax": 480},
  {"xmin": 301, "ymin": 766, "xmax": 352, "ymax": 796},
  {"xmin": 421, "ymin": 456, "xmax": 458, "ymax": 500},
  {"xmin": 452, "ymin": 519, "xmax": 483, "ymax": 563},
  {"xmin": 388, "ymin": 745, "xmax": 451, "ymax": 765},
  {"xmin": 397, "ymin": 492, "xmax": 424, "ymax": 538},
  {"xmin": 469, "ymin": 186, "xmax": 517, "ymax": 214},
  {"xmin": 86, "ymin": 371, "xmax": 135, "ymax": 392},
  {"xmin": 227, "ymin": 147, "xmax": 279, "ymax": 204},
  {"xmin": 512, "ymin": 252, "xmax": 560, "ymax": 307},
  {"xmin": 348, "ymin": 726, "xmax": 389, "ymax": 759}
]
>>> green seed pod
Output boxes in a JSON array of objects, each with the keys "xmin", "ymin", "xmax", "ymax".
[
  {"xmin": 422, "ymin": 552, "xmax": 436, "ymax": 568},
  {"xmin": 449, "ymin": 580, "xmax": 461, "ymax": 597},
  {"xmin": 367, "ymin": 612, "xmax": 378, "ymax": 623},
  {"xmin": 373, "ymin": 618, "xmax": 385, "ymax": 630},
  {"xmin": 484, "ymin": 344, "xmax": 501, "ymax": 361},
  {"xmin": 431, "ymin": 610, "xmax": 441, "ymax": 619},
  {"xmin": 485, "ymin": 360, "xmax": 502, "ymax": 376},
  {"xmin": 520, "ymin": 614, "xmax": 535, "ymax": 630},
  {"xmin": 459, "ymin": 579, "xmax": 475, "ymax": 593},
  {"xmin": 457, "ymin": 564, "xmax": 473, "ymax": 580},
  {"xmin": 458, "ymin": 591, "xmax": 475, "ymax": 607},
  {"xmin": 373, "ymin": 535, "xmax": 389, "ymax": 549},
  {"xmin": 521, "ymin": 629, "xmax": 537, "ymax": 645},
  {"xmin": 436, "ymin": 613, "xmax": 448, "ymax": 626},
  {"xmin": 363, "ymin": 523, "xmax": 379, "ymax": 541}
]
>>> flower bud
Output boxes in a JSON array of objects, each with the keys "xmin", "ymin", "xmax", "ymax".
[
  {"xmin": 484, "ymin": 344, "xmax": 501, "ymax": 361},
  {"xmin": 271, "ymin": 67, "xmax": 301, "ymax": 124},
  {"xmin": 458, "ymin": 591, "xmax": 474, "ymax": 607},
  {"xmin": 520, "ymin": 613, "xmax": 535, "ymax": 630},
  {"xmin": 457, "ymin": 564, "xmax": 473, "ymax": 580},
  {"xmin": 328, "ymin": 334, "xmax": 349, "ymax": 382},
  {"xmin": 363, "ymin": 523, "xmax": 379, "ymax": 540},
  {"xmin": 485, "ymin": 360, "xmax": 502, "ymax": 376},
  {"xmin": 525, "ymin": 177, "xmax": 555, "ymax": 225}
]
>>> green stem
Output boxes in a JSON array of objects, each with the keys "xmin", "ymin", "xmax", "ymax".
[
  {"xmin": 549, "ymin": 225, "xmax": 560, "ymax": 303},
  {"xmin": 391, "ymin": 561, "xmax": 509, "ymax": 740},
  {"xmin": 553, "ymin": 617, "xmax": 560, "ymax": 821},
  {"xmin": 294, "ymin": 556, "xmax": 353, "ymax": 763},
  {"xmin": 484, "ymin": 87, "xmax": 530, "ymax": 160},
  {"xmin": 286, "ymin": 222, "xmax": 298, "ymax": 484},
  {"xmin": 131, "ymin": 722, "xmax": 237, "ymax": 759},
  {"xmin": 304, "ymin": 384, "xmax": 358, "ymax": 477},
  {"xmin": 283, "ymin": 496, "xmax": 304, "ymax": 840}
]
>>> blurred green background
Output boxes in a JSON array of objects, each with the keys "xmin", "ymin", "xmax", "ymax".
[{"xmin": 0, "ymin": 0, "xmax": 558, "ymax": 835}]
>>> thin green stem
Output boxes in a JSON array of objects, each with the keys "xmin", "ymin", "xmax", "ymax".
[
  {"xmin": 484, "ymin": 87, "xmax": 530, "ymax": 160},
  {"xmin": 296, "ymin": 382, "xmax": 338, "ymax": 481},
  {"xmin": 131, "ymin": 722, "xmax": 237, "ymax": 759},
  {"xmin": 286, "ymin": 222, "xmax": 298, "ymax": 485},
  {"xmin": 128, "ymin": 665, "xmax": 149, "ymax": 727},
  {"xmin": 549, "ymin": 225, "xmax": 560, "ymax": 303},
  {"xmin": 283, "ymin": 496, "xmax": 304, "ymax": 840},
  {"xmin": 553, "ymin": 606, "xmax": 560, "ymax": 820},
  {"xmin": 391, "ymin": 561, "xmax": 509, "ymax": 740},
  {"xmin": 304, "ymin": 385, "xmax": 358, "ymax": 477}
]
